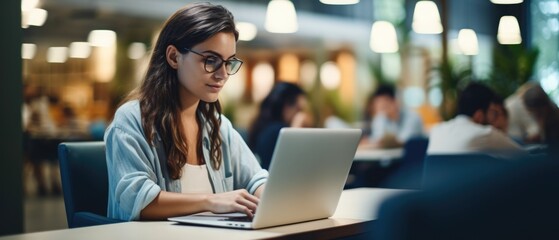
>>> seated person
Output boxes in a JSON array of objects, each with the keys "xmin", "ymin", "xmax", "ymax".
[
  {"xmin": 104, "ymin": 3, "xmax": 267, "ymax": 221},
  {"xmin": 361, "ymin": 84, "xmax": 424, "ymax": 149},
  {"xmin": 506, "ymin": 82, "xmax": 541, "ymax": 143},
  {"xmin": 427, "ymin": 82, "xmax": 527, "ymax": 158},
  {"xmin": 522, "ymin": 83, "xmax": 559, "ymax": 158},
  {"xmin": 487, "ymin": 95, "xmax": 509, "ymax": 133},
  {"xmin": 248, "ymin": 82, "xmax": 311, "ymax": 169}
]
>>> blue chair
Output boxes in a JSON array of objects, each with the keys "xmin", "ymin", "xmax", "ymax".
[
  {"xmin": 371, "ymin": 156, "xmax": 559, "ymax": 239},
  {"xmin": 58, "ymin": 142, "xmax": 123, "ymax": 228},
  {"xmin": 422, "ymin": 153, "xmax": 506, "ymax": 190},
  {"xmin": 380, "ymin": 137, "xmax": 429, "ymax": 189}
]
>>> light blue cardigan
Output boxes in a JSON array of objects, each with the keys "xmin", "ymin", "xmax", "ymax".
[{"xmin": 104, "ymin": 100, "xmax": 268, "ymax": 221}]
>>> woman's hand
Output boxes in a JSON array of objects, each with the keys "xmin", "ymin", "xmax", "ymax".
[{"xmin": 207, "ymin": 189, "xmax": 260, "ymax": 217}]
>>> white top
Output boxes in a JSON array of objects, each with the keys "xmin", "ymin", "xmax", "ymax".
[
  {"xmin": 505, "ymin": 93, "xmax": 540, "ymax": 141},
  {"xmin": 180, "ymin": 164, "xmax": 213, "ymax": 194},
  {"xmin": 427, "ymin": 115, "xmax": 527, "ymax": 158},
  {"xmin": 371, "ymin": 109, "xmax": 424, "ymax": 142}
]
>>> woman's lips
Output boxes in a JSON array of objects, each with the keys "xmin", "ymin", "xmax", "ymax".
[{"xmin": 206, "ymin": 84, "xmax": 222, "ymax": 92}]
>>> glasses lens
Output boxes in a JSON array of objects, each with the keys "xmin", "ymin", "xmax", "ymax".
[
  {"xmin": 226, "ymin": 59, "xmax": 243, "ymax": 75},
  {"xmin": 204, "ymin": 56, "xmax": 221, "ymax": 73}
]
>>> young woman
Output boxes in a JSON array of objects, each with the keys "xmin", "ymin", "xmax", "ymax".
[
  {"xmin": 248, "ymin": 82, "xmax": 310, "ymax": 169},
  {"xmin": 104, "ymin": 3, "xmax": 267, "ymax": 221}
]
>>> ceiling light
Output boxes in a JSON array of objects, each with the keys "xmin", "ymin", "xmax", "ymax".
[
  {"xmin": 265, "ymin": 0, "xmax": 298, "ymax": 33},
  {"xmin": 128, "ymin": 42, "xmax": 147, "ymax": 60},
  {"xmin": 47, "ymin": 47, "xmax": 68, "ymax": 63},
  {"xmin": 88, "ymin": 30, "xmax": 117, "ymax": 47},
  {"xmin": 236, "ymin": 22, "xmax": 257, "ymax": 41},
  {"xmin": 490, "ymin": 0, "xmax": 523, "ymax": 4},
  {"xmin": 497, "ymin": 16, "xmax": 522, "ymax": 44},
  {"xmin": 370, "ymin": 21, "xmax": 399, "ymax": 53},
  {"xmin": 457, "ymin": 29, "xmax": 479, "ymax": 55},
  {"xmin": 412, "ymin": 1, "xmax": 443, "ymax": 34},
  {"xmin": 320, "ymin": 61, "xmax": 341, "ymax": 90},
  {"xmin": 21, "ymin": 0, "xmax": 39, "ymax": 12},
  {"xmin": 69, "ymin": 42, "xmax": 91, "ymax": 59},
  {"xmin": 26, "ymin": 8, "xmax": 47, "ymax": 27},
  {"xmin": 319, "ymin": 0, "xmax": 359, "ymax": 5},
  {"xmin": 22, "ymin": 43, "xmax": 37, "ymax": 60}
]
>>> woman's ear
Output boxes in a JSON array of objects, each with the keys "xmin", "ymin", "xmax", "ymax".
[{"xmin": 166, "ymin": 45, "xmax": 180, "ymax": 69}]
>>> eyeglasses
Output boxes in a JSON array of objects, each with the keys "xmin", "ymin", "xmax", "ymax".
[{"xmin": 183, "ymin": 48, "xmax": 243, "ymax": 75}]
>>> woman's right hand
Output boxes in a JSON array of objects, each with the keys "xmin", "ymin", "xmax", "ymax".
[{"xmin": 206, "ymin": 189, "xmax": 260, "ymax": 217}]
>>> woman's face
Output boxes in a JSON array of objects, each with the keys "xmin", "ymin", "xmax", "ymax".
[
  {"xmin": 283, "ymin": 95, "xmax": 308, "ymax": 124},
  {"xmin": 174, "ymin": 32, "xmax": 237, "ymax": 103}
]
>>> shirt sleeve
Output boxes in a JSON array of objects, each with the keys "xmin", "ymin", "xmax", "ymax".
[
  {"xmin": 397, "ymin": 110, "xmax": 424, "ymax": 142},
  {"xmin": 221, "ymin": 117, "xmax": 268, "ymax": 195},
  {"xmin": 105, "ymin": 118, "xmax": 161, "ymax": 221},
  {"xmin": 371, "ymin": 113, "xmax": 389, "ymax": 141}
]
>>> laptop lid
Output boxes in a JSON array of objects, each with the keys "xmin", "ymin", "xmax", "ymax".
[{"xmin": 169, "ymin": 128, "xmax": 362, "ymax": 229}]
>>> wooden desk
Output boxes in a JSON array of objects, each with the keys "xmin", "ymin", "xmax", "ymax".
[{"xmin": 0, "ymin": 188, "xmax": 407, "ymax": 240}]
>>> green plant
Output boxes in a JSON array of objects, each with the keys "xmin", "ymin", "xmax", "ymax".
[
  {"xmin": 431, "ymin": 60, "xmax": 473, "ymax": 120},
  {"xmin": 488, "ymin": 44, "xmax": 539, "ymax": 98}
]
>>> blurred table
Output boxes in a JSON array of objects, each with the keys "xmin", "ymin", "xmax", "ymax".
[{"xmin": 354, "ymin": 148, "xmax": 403, "ymax": 163}]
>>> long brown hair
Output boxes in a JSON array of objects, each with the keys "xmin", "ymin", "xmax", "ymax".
[{"xmin": 125, "ymin": 3, "xmax": 239, "ymax": 179}]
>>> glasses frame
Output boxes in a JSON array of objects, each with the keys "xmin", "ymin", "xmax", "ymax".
[{"xmin": 183, "ymin": 48, "xmax": 243, "ymax": 75}]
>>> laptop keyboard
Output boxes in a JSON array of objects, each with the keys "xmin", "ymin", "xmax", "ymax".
[{"xmin": 219, "ymin": 216, "xmax": 253, "ymax": 222}]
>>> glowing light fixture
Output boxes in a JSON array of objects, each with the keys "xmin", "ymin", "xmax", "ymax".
[
  {"xmin": 265, "ymin": 0, "xmax": 298, "ymax": 33},
  {"xmin": 28, "ymin": 8, "xmax": 47, "ymax": 26},
  {"xmin": 252, "ymin": 62, "xmax": 275, "ymax": 102},
  {"xmin": 319, "ymin": 0, "xmax": 359, "ymax": 5},
  {"xmin": 320, "ymin": 61, "xmax": 341, "ymax": 90},
  {"xmin": 47, "ymin": 47, "xmax": 68, "ymax": 63},
  {"xmin": 299, "ymin": 60, "xmax": 317, "ymax": 90},
  {"xmin": 370, "ymin": 21, "xmax": 399, "ymax": 53},
  {"xmin": 22, "ymin": 43, "xmax": 37, "ymax": 60},
  {"xmin": 127, "ymin": 42, "xmax": 147, "ymax": 60},
  {"xmin": 236, "ymin": 22, "xmax": 257, "ymax": 41},
  {"xmin": 457, "ymin": 29, "xmax": 479, "ymax": 55},
  {"xmin": 21, "ymin": 0, "xmax": 39, "ymax": 11},
  {"xmin": 88, "ymin": 30, "xmax": 117, "ymax": 47},
  {"xmin": 22, "ymin": 8, "xmax": 48, "ymax": 28},
  {"xmin": 490, "ymin": 0, "xmax": 523, "ymax": 4},
  {"xmin": 497, "ymin": 16, "xmax": 522, "ymax": 45},
  {"xmin": 69, "ymin": 42, "xmax": 91, "ymax": 59},
  {"xmin": 412, "ymin": 1, "xmax": 443, "ymax": 34}
]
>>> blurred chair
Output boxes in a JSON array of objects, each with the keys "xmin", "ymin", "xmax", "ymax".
[
  {"xmin": 422, "ymin": 153, "xmax": 506, "ymax": 190},
  {"xmin": 380, "ymin": 136, "xmax": 429, "ymax": 189},
  {"xmin": 58, "ymin": 142, "xmax": 123, "ymax": 228},
  {"xmin": 371, "ymin": 156, "xmax": 559, "ymax": 240}
]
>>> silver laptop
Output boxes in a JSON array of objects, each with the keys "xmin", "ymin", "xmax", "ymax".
[{"xmin": 168, "ymin": 128, "xmax": 362, "ymax": 229}]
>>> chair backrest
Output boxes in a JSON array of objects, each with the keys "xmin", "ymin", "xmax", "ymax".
[
  {"xmin": 58, "ymin": 142, "xmax": 110, "ymax": 228},
  {"xmin": 372, "ymin": 157, "xmax": 559, "ymax": 240},
  {"xmin": 381, "ymin": 137, "xmax": 429, "ymax": 189},
  {"xmin": 422, "ymin": 153, "xmax": 506, "ymax": 189},
  {"xmin": 402, "ymin": 136, "xmax": 429, "ymax": 166}
]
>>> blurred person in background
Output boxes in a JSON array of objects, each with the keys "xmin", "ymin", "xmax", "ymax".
[
  {"xmin": 360, "ymin": 84, "xmax": 424, "ymax": 149},
  {"xmin": 487, "ymin": 95, "xmax": 509, "ymax": 133},
  {"xmin": 522, "ymin": 83, "xmax": 559, "ymax": 158},
  {"xmin": 24, "ymin": 85, "xmax": 61, "ymax": 196},
  {"xmin": 248, "ymin": 82, "xmax": 312, "ymax": 169},
  {"xmin": 506, "ymin": 82, "xmax": 541, "ymax": 143},
  {"xmin": 427, "ymin": 82, "xmax": 526, "ymax": 158}
]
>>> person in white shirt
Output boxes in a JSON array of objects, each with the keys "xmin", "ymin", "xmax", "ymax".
[{"xmin": 427, "ymin": 82, "xmax": 527, "ymax": 158}]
